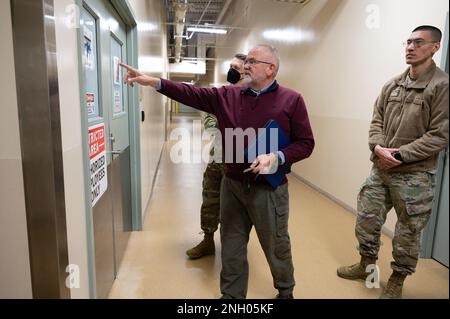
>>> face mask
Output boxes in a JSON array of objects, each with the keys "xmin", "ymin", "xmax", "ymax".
[{"xmin": 227, "ymin": 68, "xmax": 241, "ymax": 84}]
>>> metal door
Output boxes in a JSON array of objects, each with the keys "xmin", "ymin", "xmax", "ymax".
[
  {"xmin": 430, "ymin": 16, "xmax": 449, "ymax": 267},
  {"xmin": 81, "ymin": 0, "xmax": 132, "ymax": 298},
  {"xmin": 421, "ymin": 13, "xmax": 449, "ymax": 269}
]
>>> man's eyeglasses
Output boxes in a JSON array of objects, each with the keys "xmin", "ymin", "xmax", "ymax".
[
  {"xmin": 403, "ymin": 39, "xmax": 437, "ymax": 48},
  {"xmin": 244, "ymin": 59, "xmax": 273, "ymax": 66}
]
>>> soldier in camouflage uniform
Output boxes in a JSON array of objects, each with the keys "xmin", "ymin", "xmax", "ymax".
[
  {"xmin": 186, "ymin": 53, "xmax": 247, "ymax": 259},
  {"xmin": 337, "ymin": 26, "xmax": 449, "ymax": 298}
]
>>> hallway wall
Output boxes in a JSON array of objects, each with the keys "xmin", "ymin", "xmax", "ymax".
[
  {"xmin": 0, "ymin": 0, "xmax": 33, "ymax": 299},
  {"xmin": 215, "ymin": 0, "xmax": 448, "ymax": 234},
  {"xmin": 128, "ymin": 0, "xmax": 169, "ymax": 220}
]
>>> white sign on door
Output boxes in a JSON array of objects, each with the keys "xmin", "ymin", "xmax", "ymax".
[{"xmin": 89, "ymin": 123, "xmax": 108, "ymax": 206}]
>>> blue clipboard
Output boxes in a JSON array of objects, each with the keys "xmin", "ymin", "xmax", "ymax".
[{"xmin": 244, "ymin": 120, "xmax": 290, "ymax": 188}]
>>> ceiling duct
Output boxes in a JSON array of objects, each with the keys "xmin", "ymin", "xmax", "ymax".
[
  {"xmin": 216, "ymin": 0, "xmax": 232, "ymax": 25},
  {"xmin": 173, "ymin": 1, "xmax": 188, "ymax": 63}
]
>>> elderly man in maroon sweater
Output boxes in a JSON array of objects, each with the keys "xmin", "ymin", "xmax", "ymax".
[{"xmin": 120, "ymin": 44, "xmax": 314, "ymax": 299}]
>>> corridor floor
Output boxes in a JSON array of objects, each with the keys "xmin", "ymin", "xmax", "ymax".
[{"xmin": 109, "ymin": 114, "xmax": 449, "ymax": 299}]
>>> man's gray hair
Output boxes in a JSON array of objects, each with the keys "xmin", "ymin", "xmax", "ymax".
[
  {"xmin": 234, "ymin": 53, "xmax": 247, "ymax": 61},
  {"xmin": 255, "ymin": 44, "xmax": 280, "ymax": 76}
]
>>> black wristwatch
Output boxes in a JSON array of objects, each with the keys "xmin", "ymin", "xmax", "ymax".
[{"xmin": 392, "ymin": 151, "xmax": 403, "ymax": 162}]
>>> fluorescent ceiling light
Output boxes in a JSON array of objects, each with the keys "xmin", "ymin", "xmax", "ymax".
[
  {"xmin": 169, "ymin": 60, "xmax": 206, "ymax": 75},
  {"xmin": 209, "ymin": 83, "xmax": 226, "ymax": 87},
  {"xmin": 139, "ymin": 56, "xmax": 165, "ymax": 73},
  {"xmin": 262, "ymin": 28, "xmax": 314, "ymax": 43},
  {"xmin": 187, "ymin": 27, "xmax": 227, "ymax": 34}
]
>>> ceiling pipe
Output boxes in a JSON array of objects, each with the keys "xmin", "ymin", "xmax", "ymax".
[
  {"xmin": 216, "ymin": 0, "xmax": 232, "ymax": 25},
  {"xmin": 197, "ymin": 0, "xmax": 232, "ymax": 71},
  {"xmin": 186, "ymin": 0, "xmax": 213, "ymax": 40},
  {"xmin": 173, "ymin": 1, "xmax": 188, "ymax": 63}
]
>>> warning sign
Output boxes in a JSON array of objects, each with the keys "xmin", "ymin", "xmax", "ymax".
[
  {"xmin": 86, "ymin": 92, "xmax": 95, "ymax": 115},
  {"xmin": 88, "ymin": 123, "xmax": 107, "ymax": 207}
]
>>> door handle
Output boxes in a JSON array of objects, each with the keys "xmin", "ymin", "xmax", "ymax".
[
  {"xmin": 108, "ymin": 133, "xmax": 121, "ymax": 156},
  {"xmin": 107, "ymin": 150, "xmax": 122, "ymax": 155}
]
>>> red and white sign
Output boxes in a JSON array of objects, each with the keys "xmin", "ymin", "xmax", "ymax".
[
  {"xmin": 89, "ymin": 123, "xmax": 106, "ymax": 159},
  {"xmin": 88, "ymin": 123, "xmax": 107, "ymax": 206},
  {"xmin": 86, "ymin": 92, "xmax": 95, "ymax": 115}
]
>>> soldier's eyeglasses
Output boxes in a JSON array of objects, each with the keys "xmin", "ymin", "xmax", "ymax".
[{"xmin": 403, "ymin": 38, "xmax": 437, "ymax": 48}]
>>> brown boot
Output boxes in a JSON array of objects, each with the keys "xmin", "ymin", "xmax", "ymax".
[
  {"xmin": 186, "ymin": 233, "xmax": 215, "ymax": 259},
  {"xmin": 337, "ymin": 255, "xmax": 377, "ymax": 280},
  {"xmin": 380, "ymin": 271, "xmax": 407, "ymax": 299}
]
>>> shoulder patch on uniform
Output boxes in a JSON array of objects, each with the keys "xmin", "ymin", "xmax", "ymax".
[{"xmin": 390, "ymin": 87, "xmax": 400, "ymax": 97}]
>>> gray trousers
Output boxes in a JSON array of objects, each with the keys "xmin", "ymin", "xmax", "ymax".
[{"xmin": 219, "ymin": 176, "xmax": 295, "ymax": 298}]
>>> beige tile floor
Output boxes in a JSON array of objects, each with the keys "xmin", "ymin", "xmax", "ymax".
[{"xmin": 109, "ymin": 114, "xmax": 449, "ymax": 299}]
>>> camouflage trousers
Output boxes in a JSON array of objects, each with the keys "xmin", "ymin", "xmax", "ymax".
[
  {"xmin": 200, "ymin": 162, "xmax": 225, "ymax": 234},
  {"xmin": 356, "ymin": 168, "xmax": 436, "ymax": 275}
]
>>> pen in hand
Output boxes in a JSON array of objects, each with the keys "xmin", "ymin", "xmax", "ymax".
[
  {"xmin": 243, "ymin": 166, "xmax": 261, "ymax": 180},
  {"xmin": 243, "ymin": 167, "xmax": 253, "ymax": 173}
]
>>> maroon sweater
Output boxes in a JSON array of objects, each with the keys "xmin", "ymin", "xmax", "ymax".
[{"xmin": 159, "ymin": 79, "xmax": 314, "ymax": 183}]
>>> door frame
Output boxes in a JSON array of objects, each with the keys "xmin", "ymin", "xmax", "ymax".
[
  {"xmin": 421, "ymin": 12, "xmax": 449, "ymax": 260},
  {"xmin": 75, "ymin": 0, "xmax": 140, "ymax": 298}
]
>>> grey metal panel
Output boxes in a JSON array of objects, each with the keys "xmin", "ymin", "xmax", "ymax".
[
  {"xmin": 421, "ymin": 13, "xmax": 449, "ymax": 260},
  {"xmin": 112, "ymin": 147, "xmax": 133, "ymax": 276},
  {"xmin": 92, "ymin": 148, "xmax": 132, "ymax": 297},
  {"xmin": 92, "ymin": 164, "xmax": 114, "ymax": 299},
  {"xmin": 432, "ymin": 149, "xmax": 449, "ymax": 267},
  {"xmin": 11, "ymin": 0, "xmax": 70, "ymax": 298},
  {"xmin": 443, "ymin": 13, "xmax": 449, "ymax": 74},
  {"xmin": 122, "ymin": 7, "xmax": 142, "ymax": 231}
]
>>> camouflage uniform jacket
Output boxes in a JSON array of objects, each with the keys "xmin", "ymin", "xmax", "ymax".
[
  {"xmin": 202, "ymin": 113, "xmax": 221, "ymax": 159},
  {"xmin": 203, "ymin": 112, "xmax": 219, "ymax": 131},
  {"xmin": 369, "ymin": 61, "xmax": 449, "ymax": 173}
]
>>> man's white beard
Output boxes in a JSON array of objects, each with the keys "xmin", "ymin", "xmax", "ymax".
[{"xmin": 241, "ymin": 76, "xmax": 253, "ymax": 87}]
